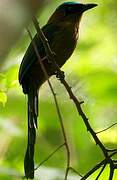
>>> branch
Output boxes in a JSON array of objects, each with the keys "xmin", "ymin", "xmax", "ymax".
[
  {"xmin": 80, "ymin": 151, "xmax": 117, "ymax": 180},
  {"xmin": 96, "ymin": 123, "xmax": 117, "ymax": 134},
  {"xmin": 109, "ymin": 162, "xmax": 114, "ymax": 180},
  {"xmin": 35, "ymin": 143, "xmax": 65, "ymax": 170},
  {"xmin": 69, "ymin": 167, "xmax": 82, "ymax": 177}
]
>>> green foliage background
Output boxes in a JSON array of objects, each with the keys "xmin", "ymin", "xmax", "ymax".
[{"xmin": 0, "ymin": 0, "xmax": 117, "ymax": 179}]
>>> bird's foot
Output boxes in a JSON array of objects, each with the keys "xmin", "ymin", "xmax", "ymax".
[
  {"xmin": 56, "ymin": 70, "xmax": 65, "ymax": 81},
  {"xmin": 47, "ymin": 51, "xmax": 56, "ymax": 63}
]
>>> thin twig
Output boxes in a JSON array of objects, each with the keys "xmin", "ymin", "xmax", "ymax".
[
  {"xmin": 96, "ymin": 123, "xmax": 117, "ymax": 134},
  {"xmin": 59, "ymin": 80, "xmax": 109, "ymax": 159},
  {"xmin": 80, "ymin": 160, "xmax": 105, "ymax": 180},
  {"xmin": 109, "ymin": 161, "xmax": 114, "ymax": 180},
  {"xmin": 95, "ymin": 162, "xmax": 107, "ymax": 180},
  {"xmin": 107, "ymin": 149, "xmax": 117, "ymax": 152},
  {"xmin": 22, "ymin": 142, "xmax": 64, "ymax": 179},
  {"xmin": 69, "ymin": 167, "xmax": 83, "ymax": 177},
  {"xmin": 27, "ymin": 28, "xmax": 52, "ymax": 90},
  {"xmin": 113, "ymin": 160, "xmax": 117, "ymax": 163},
  {"xmin": 35, "ymin": 143, "xmax": 65, "ymax": 170},
  {"xmin": 32, "ymin": 16, "xmax": 56, "ymax": 60}
]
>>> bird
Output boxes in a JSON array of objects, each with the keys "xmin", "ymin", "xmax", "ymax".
[{"xmin": 19, "ymin": 2, "xmax": 97, "ymax": 179}]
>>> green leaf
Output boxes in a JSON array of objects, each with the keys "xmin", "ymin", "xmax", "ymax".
[
  {"xmin": 5, "ymin": 65, "xmax": 18, "ymax": 89},
  {"xmin": 0, "ymin": 91, "xmax": 7, "ymax": 106}
]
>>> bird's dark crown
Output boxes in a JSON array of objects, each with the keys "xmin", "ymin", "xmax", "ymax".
[
  {"xmin": 58, "ymin": 1, "xmax": 97, "ymax": 8},
  {"xmin": 57, "ymin": 2, "xmax": 84, "ymax": 15},
  {"xmin": 57, "ymin": 2, "xmax": 97, "ymax": 16},
  {"xmin": 59, "ymin": 2, "xmax": 80, "ymax": 7}
]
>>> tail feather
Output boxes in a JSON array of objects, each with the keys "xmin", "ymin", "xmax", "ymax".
[
  {"xmin": 24, "ymin": 89, "xmax": 38, "ymax": 179},
  {"xmin": 34, "ymin": 91, "xmax": 38, "ymax": 128}
]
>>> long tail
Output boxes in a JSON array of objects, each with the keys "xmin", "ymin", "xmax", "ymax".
[{"xmin": 24, "ymin": 89, "xmax": 38, "ymax": 179}]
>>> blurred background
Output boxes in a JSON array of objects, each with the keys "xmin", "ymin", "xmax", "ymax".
[{"xmin": 0, "ymin": 0, "xmax": 117, "ymax": 179}]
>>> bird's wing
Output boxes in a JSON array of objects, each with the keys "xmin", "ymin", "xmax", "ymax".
[{"xmin": 19, "ymin": 24, "xmax": 59, "ymax": 84}]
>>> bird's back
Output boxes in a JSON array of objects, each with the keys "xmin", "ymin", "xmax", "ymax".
[{"xmin": 19, "ymin": 22, "xmax": 78, "ymax": 93}]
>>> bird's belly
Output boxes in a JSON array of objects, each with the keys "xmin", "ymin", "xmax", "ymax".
[{"xmin": 51, "ymin": 31, "xmax": 77, "ymax": 67}]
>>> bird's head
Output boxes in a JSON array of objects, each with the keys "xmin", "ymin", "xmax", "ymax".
[{"xmin": 48, "ymin": 2, "xmax": 97, "ymax": 25}]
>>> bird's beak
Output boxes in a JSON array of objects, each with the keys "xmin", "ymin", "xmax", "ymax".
[{"xmin": 83, "ymin": 4, "xmax": 97, "ymax": 12}]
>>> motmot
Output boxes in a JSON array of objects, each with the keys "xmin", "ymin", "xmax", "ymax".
[{"xmin": 19, "ymin": 2, "xmax": 97, "ymax": 179}]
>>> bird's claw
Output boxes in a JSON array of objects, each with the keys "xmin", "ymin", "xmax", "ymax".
[
  {"xmin": 56, "ymin": 71, "xmax": 65, "ymax": 81},
  {"xmin": 47, "ymin": 51, "xmax": 56, "ymax": 64}
]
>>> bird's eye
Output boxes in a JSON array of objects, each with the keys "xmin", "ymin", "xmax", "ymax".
[
  {"xmin": 65, "ymin": 6, "xmax": 73, "ymax": 16},
  {"xmin": 67, "ymin": 6, "xmax": 72, "ymax": 11}
]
